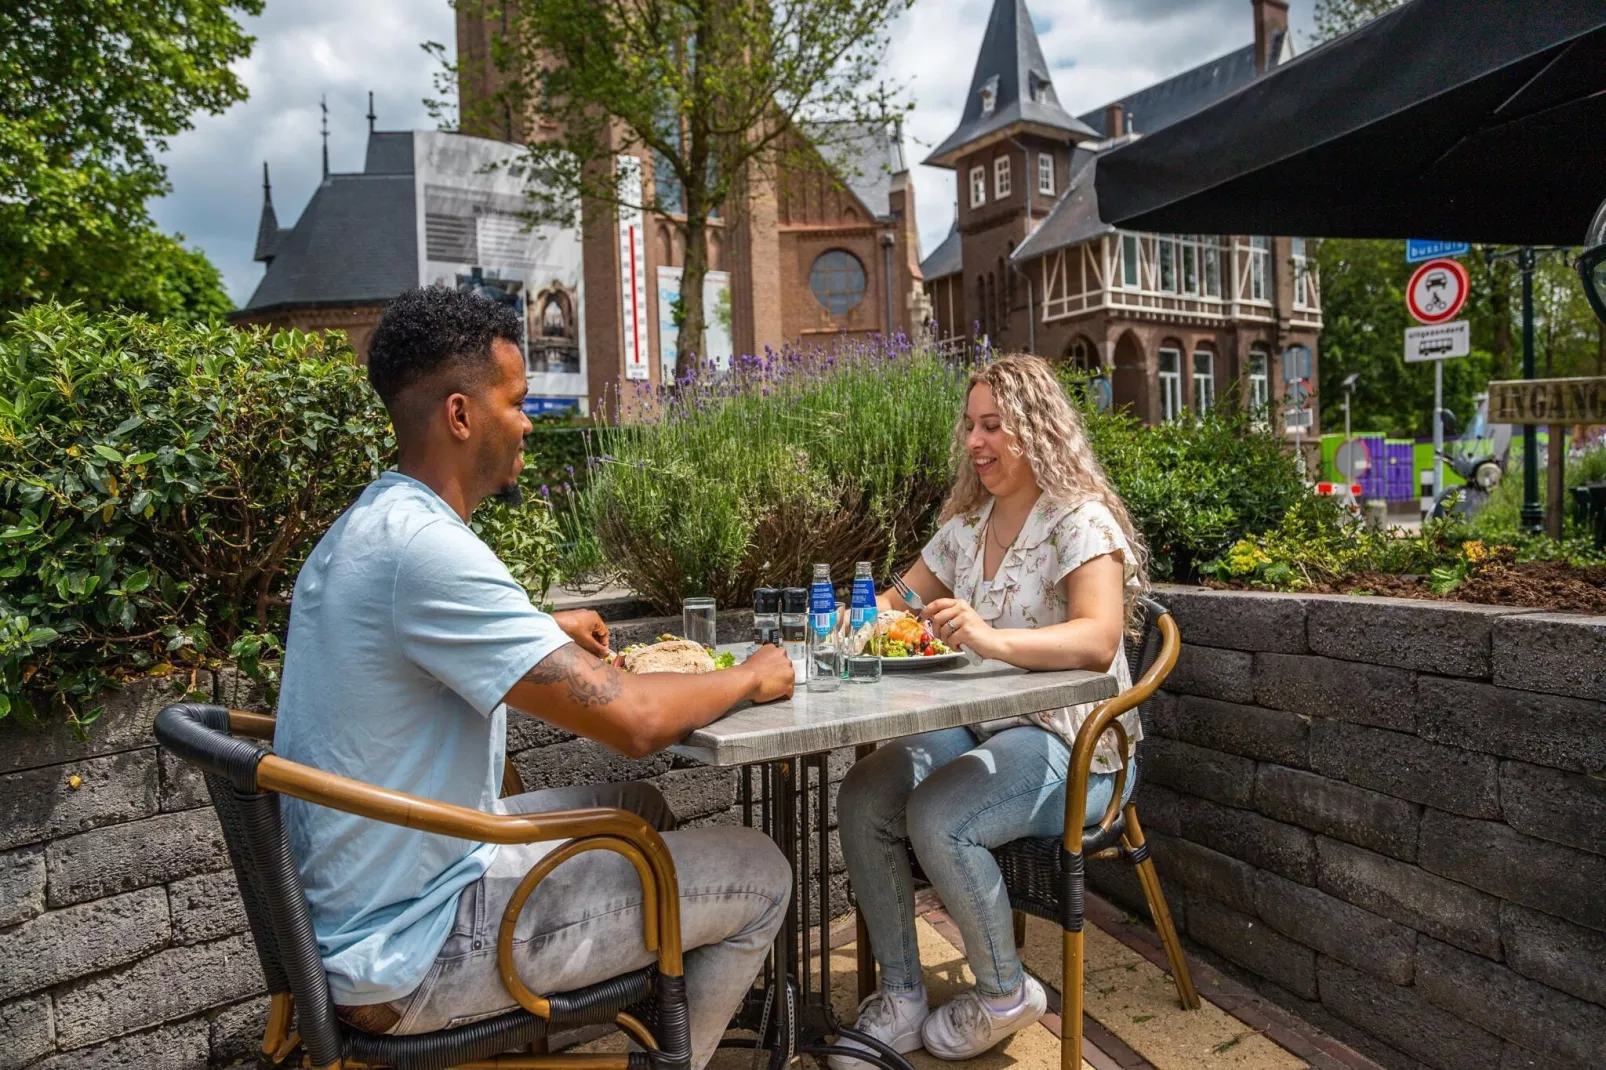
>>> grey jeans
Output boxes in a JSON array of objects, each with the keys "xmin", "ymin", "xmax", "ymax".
[
  {"xmin": 388, "ymin": 781, "xmax": 791, "ymax": 1070},
  {"xmin": 838, "ymin": 725, "xmax": 1132, "ymax": 997}
]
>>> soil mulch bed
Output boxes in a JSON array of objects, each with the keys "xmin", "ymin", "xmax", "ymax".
[{"xmin": 1211, "ymin": 561, "xmax": 1606, "ymax": 615}]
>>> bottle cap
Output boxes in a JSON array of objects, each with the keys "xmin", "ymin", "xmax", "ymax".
[
  {"xmin": 781, "ymin": 587, "xmax": 808, "ymax": 614},
  {"xmin": 753, "ymin": 588, "xmax": 781, "ymax": 614}
]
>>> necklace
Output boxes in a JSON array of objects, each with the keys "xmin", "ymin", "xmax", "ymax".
[{"xmin": 986, "ymin": 508, "xmax": 1026, "ymax": 551}]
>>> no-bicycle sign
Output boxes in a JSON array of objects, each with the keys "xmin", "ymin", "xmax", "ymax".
[{"xmin": 1406, "ymin": 258, "xmax": 1469, "ymax": 325}]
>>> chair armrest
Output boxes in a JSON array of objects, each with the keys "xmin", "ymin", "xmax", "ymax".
[{"xmin": 1061, "ymin": 612, "xmax": 1180, "ymax": 846}]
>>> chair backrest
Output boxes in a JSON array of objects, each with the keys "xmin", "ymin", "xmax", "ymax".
[
  {"xmin": 1123, "ymin": 595, "xmax": 1173, "ymax": 737},
  {"xmin": 156, "ymin": 703, "xmax": 345, "ymax": 1066}
]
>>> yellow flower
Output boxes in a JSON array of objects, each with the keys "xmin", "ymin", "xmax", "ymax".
[{"xmin": 1462, "ymin": 540, "xmax": 1487, "ymax": 564}]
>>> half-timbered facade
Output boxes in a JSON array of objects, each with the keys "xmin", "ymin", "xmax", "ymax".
[{"xmin": 922, "ymin": 0, "xmax": 1322, "ymax": 431}]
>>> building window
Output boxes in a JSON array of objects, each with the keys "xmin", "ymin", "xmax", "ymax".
[
  {"xmin": 1250, "ymin": 236, "xmax": 1270, "ymax": 301},
  {"xmin": 980, "ymin": 75, "xmax": 999, "ymax": 116},
  {"xmin": 1158, "ymin": 237, "xmax": 1177, "ymax": 293},
  {"xmin": 1192, "ymin": 350, "xmax": 1215, "ymax": 414},
  {"xmin": 808, "ymin": 250, "xmax": 866, "ymax": 317},
  {"xmin": 1248, "ymin": 345, "xmax": 1270, "ymax": 425},
  {"xmin": 1203, "ymin": 237, "xmax": 1223, "ymax": 298},
  {"xmin": 1122, "ymin": 234, "xmax": 1139, "ymax": 288},
  {"xmin": 1182, "ymin": 237, "xmax": 1199, "ymax": 296},
  {"xmin": 1158, "ymin": 347, "xmax": 1183, "ymax": 421},
  {"xmin": 1038, "ymin": 153, "xmax": 1054, "ymax": 195},
  {"xmin": 994, "ymin": 157, "xmax": 1011, "ymax": 199},
  {"xmin": 1292, "ymin": 237, "xmax": 1311, "ymax": 308},
  {"xmin": 1069, "ymin": 336, "xmax": 1097, "ymax": 371},
  {"xmin": 970, "ymin": 166, "xmax": 986, "ymax": 208}
]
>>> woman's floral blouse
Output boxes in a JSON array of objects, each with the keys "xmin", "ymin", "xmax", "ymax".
[{"xmin": 921, "ymin": 495, "xmax": 1143, "ymax": 773}]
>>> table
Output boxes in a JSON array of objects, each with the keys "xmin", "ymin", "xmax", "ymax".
[{"xmin": 672, "ymin": 653, "xmax": 1117, "ymax": 1070}]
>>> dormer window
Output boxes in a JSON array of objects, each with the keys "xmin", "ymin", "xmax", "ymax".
[
  {"xmin": 979, "ymin": 75, "xmax": 999, "ymax": 116},
  {"xmin": 1028, "ymin": 73, "xmax": 1051, "ymax": 105}
]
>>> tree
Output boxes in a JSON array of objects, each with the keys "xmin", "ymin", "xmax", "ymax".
[
  {"xmin": 0, "ymin": 0, "xmax": 258, "ymax": 318},
  {"xmin": 465, "ymin": 0, "xmax": 911, "ymax": 379},
  {"xmin": 1312, "ymin": 0, "xmax": 1405, "ymax": 43},
  {"xmin": 1315, "ymin": 238, "xmax": 1492, "ymax": 438}
]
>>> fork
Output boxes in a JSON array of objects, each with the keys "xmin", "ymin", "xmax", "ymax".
[
  {"xmin": 890, "ymin": 572, "xmax": 924, "ymax": 615},
  {"xmin": 890, "ymin": 574, "xmax": 982, "ymax": 665}
]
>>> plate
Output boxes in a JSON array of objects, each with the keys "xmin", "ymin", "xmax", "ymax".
[{"xmin": 874, "ymin": 651, "xmax": 968, "ymax": 671}]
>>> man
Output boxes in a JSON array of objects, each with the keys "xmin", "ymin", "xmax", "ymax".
[{"xmin": 274, "ymin": 286, "xmax": 794, "ymax": 1067}]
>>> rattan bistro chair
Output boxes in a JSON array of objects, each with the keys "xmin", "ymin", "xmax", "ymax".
[
  {"xmin": 888, "ymin": 596, "xmax": 1198, "ymax": 1069},
  {"xmin": 155, "ymin": 703, "xmax": 692, "ymax": 1070}
]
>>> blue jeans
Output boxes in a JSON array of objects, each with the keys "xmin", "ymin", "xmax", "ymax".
[
  {"xmin": 386, "ymin": 782, "xmax": 790, "ymax": 1070},
  {"xmin": 838, "ymin": 725, "xmax": 1133, "ymax": 997}
]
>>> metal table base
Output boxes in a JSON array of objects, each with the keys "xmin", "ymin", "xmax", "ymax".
[{"xmin": 720, "ymin": 754, "xmax": 914, "ymax": 1070}]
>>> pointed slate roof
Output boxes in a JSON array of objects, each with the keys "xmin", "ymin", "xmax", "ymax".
[
  {"xmin": 924, "ymin": 0, "xmax": 1095, "ymax": 168},
  {"xmin": 806, "ymin": 121, "xmax": 908, "ymax": 220},
  {"xmin": 237, "ymin": 132, "xmax": 419, "ymax": 316},
  {"xmin": 253, "ymin": 162, "xmax": 281, "ymax": 264}
]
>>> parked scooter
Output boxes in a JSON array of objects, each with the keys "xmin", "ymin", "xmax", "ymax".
[{"xmin": 1429, "ymin": 394, "xmax": 1512, "ymax": 520}]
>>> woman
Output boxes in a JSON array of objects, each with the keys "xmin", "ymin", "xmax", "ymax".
[{"xmin": 835, "ymin": 354, "xmax": 1146, "ymax": 1066}]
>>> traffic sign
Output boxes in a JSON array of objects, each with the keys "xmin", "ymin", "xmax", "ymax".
[
  {"xmin": 1286, "ymin": 379, "xmax": 1312, "ymax": 407},
  {"xmin": 1404, "ymin": 320, "xmax": 1470, "ymax": 362},
  {"xmin": 1407, "ymin": 258, "xmax": 1469, "ymax": 324},
  {"xmin": 1407, "ymin": 239, "xmax": 1471, "ymax": 263}
]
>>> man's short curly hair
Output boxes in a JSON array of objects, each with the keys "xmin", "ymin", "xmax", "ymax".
[{"xmin": 367, "ymin": 287, "xmax": 524, "ymax": 429}]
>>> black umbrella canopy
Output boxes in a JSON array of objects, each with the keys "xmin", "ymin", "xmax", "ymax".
[{"xmin": 1096, "ymin": 0, "xmax": 1606, "ymax": 247}]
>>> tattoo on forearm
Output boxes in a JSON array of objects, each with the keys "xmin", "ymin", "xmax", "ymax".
[{"xmin": 523, "ymin": 644, "xmax": 623, "ymax": 707}]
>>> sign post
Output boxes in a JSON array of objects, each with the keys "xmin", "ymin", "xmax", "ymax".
[{"xmin": 1405, "ymin": 259, "xmax": 1470, "ymax": 506}]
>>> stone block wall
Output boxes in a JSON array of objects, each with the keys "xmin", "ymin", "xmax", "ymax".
[
  {"xmin": 0, "ymin": 609, "xmax": 851, "ymax": 1068},
  {"xmin": 1092, "ymin": 586, "xmax": 1606, "ymax": 1070}
]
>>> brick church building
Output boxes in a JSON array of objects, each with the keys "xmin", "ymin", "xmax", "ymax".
[
  {"xmin": 234, "ymin": 11, "xmax": 927, "ymax": 416},
  {"xmin": 922, "ymin": 0, "xmax": 1323, "ymax": 429}
]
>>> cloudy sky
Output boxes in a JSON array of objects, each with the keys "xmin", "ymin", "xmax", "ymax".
[{"xmin": 150, "ymin": 0, "xmax": 1315, "ymax": 305}]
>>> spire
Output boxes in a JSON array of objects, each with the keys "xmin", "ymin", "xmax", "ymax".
[
  {"xmin": 923, "ymin": 0, "xmax": 1095, "ymax": 168},
  {"xmin": 253, "ymin": 161, "xmax": 281, "ymax": 264},
  {"xmin": 320, "ymin": 94, "xmax": 330, "ymax": 178},
  {"xmin": 367, "ymin": 91, "xmax": 376, "ymax": 134}
]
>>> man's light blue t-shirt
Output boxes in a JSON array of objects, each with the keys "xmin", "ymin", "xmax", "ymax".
[{"xmin": 275, "ymin": 471, "xmax": 569, "ymax": 1005}]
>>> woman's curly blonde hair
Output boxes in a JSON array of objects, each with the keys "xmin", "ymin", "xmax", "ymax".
[{"xmin": 940, "ymin": 354, "xmax": 1149, "ymax": 593}]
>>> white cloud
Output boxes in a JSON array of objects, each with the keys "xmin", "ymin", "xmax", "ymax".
[{"xmin": 150, "ymin": 0, "xmax": 1313, "ymax": 303}]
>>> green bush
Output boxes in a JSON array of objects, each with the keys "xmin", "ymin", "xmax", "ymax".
[
  {"xmin": 567, "ymin": 346, "xmax": 1316, "ymax": 608},
  {"xmin": 0, "ymin": 304, "xmax": 565, "ymax": 730},
  {"xmin": 1081, "ymin": 405, "xmax": 1312, "ymax": 581}
]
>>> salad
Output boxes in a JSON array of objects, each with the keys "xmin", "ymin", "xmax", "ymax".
[{"xmin": 856, "ymin": 611, "xmax": 951, "ymax": 658}]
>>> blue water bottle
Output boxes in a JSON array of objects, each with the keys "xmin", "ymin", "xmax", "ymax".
[
  {"xmin": 847, "ymin": 561, "xmax": 881, "ymax": 683},
  {"xmin": 807, "ymin": 563, "xmax": 840, "ymax": 692}
]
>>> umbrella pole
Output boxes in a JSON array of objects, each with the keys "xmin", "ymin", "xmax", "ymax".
[{"xmin": 1520, "ymin": 246, "xmax": 1543, "ymax": 533}]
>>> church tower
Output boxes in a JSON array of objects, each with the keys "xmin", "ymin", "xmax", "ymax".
[{"xmin": 924, "ymin": 0, "xmax": 1095, "ymax": 346}]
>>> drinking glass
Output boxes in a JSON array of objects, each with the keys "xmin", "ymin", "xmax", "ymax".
[
  {"xmin": 846, "ymin": 608, "xmax": 882, "ymax": 684},
  {"xmin": 682, "ymin": 597, "xmax": 717, "ymax": 650}
]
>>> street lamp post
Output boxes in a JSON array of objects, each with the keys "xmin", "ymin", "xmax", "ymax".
[{"xmin": 1519, "ymin": 245, "xmax": 1542, "ymax": 532}]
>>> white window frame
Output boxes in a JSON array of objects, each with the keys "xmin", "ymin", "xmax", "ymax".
[
  {"xmin": 1158, "ymin": 348, "xmax": 1183, "ymax": 422},
  {"xmin": 1248, "ymin": 347, "xmax": 1270, "ymax": 426},
  {"xmin": 1121, "ymin": 233, "xmax": 1139, "ymax": 289},
  {"xmin": 1292, "ymin": 237, "xmax": 1310, "ymax": 308},
  {"xmin": 1192, "ymin": 350, "xmax": 1215, "ymax": 414},
  {"xmin": 1037, "ymin": 153, "xmax": 1054, "ymax": 195},
  {"xmin": 1250, "ymin": 236, "xmax": 1271, "ymax": 302},
  {"xmin": 1203, "ymin": 237, "xmax": 1223, "ymax": 298},
  {"xmin": 994, "ymin": 156, "xmax": 1011, "ymax": 199},
  {"xmin": 969, "ymin": 166, "xmax": 986, "ymax": 208}
]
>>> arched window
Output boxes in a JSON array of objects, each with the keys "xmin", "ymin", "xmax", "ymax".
[
  {"xmin": 541, "ymin": 296, "xmax": 568, "ymax": 337},
  {"xmin": 809, "ymin": 250, "xmax": 867, "ymax": 317},
  {"xmin": 656, "ymin": 224, "xmax": 674, "ymax": 268},
  {"xmin": 1247, "ymin": 344, "xmax": 1271, "ymax": 427},
  {"xmin": 1192, "ymin": 347, "xmax": 1216, "ymax": 414},
  {"xmin": 1067, "ymin": 336, "xmax": 1097, "ymax": 371},
  {"xmin": 1158, "ymin": 345, "xmax": 1183, "ymax": 422},
  {"xmin": 976, "ymin": 275, "xmax": 986, "ymax": 335}
]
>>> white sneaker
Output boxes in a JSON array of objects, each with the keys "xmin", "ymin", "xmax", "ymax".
[
  {"xmin": 920, "ymin": 975, "xmax": 1048, "ymax": 1060},
  {"xmin": 828, "ymin": 989, "xmax": 930, "ymax": 1070}
]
